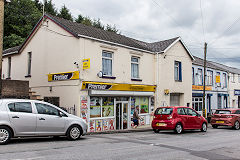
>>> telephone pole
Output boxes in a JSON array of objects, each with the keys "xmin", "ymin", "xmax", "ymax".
[{"xmin": 203, "ymin": 42, "xmax": 207, "ymax": 118}]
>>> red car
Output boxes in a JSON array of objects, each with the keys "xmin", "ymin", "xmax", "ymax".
[
  {"xmin": 152, "ymin": 106, "xmax": 208, "ymax": 134},
  {"xmin": 210, "ymin": 109, "xmax": 240, "ymax": 130}
]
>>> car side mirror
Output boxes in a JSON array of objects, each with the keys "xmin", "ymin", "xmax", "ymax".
[{"xmin": 59, "ymin": 112, "xmax": 64, "ymax": 117}]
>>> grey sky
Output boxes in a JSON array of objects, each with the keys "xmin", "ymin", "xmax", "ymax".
[{"xmin": 44, "ymin": 0, "xmax": 240, "ymax": 68}]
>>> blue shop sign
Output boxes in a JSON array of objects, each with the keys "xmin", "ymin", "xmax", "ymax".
[{"xmin": 234, "ymin": 90, "xmax": 240, "ymax": 96}]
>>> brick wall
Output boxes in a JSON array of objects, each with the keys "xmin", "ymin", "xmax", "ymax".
[{"xmin": 2, "ymin": 80, "xmax": 29, "ymax": 98}]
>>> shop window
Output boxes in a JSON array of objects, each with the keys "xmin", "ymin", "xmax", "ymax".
[
  {"xmin": 174, "ymin": 61, "xmax": 182, "ymax": 81},
  {"xmin": 90, "ymin": 97, "xmax": 114, "ymax": 118},
  {"xmin": 192, "ymin": 97, "xmax": 203, "ymax": 111},
  {"xmin": 131, "ymin": 56, "xmax": 139, "ymax": 79},
  {"xmin": 102, "ymin": 97, "xmax": 114, "ymax": 117},
  {"xmin": 90, "ymin": 97, "xmax": 101, "ymax": 118},
  {"xmin": 131, "ymin": 97, "xmax": 149, "ymax": 115},
  {"xmin": 218, "ymin": 96, "xmax": 222, "ymax": 109},
  {"xmin": 102, "ymin": 51, "xmax": 113, "ymax": 76}
]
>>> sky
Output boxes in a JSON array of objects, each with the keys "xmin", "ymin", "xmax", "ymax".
[{"xmin": 42, "ymin": 0, "xmax": 240, "ymax": 68}]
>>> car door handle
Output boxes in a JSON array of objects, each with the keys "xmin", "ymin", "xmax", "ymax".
[
  {"xmin": 12, "ymin": 116, "xmax": 19, "ymax": 119},
  {"xmin": 39, "ymin": 118, "xmax": 45, "ymax": 120}
]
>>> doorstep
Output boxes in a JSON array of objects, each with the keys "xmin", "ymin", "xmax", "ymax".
[{"xmin": 86, "ymin": 125, "xmax": 152, "ymax": 135}]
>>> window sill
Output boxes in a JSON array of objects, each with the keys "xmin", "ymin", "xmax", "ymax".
[
  {"xmin": 101, "ymin": 75, "xmax": 116, "ymax": 79},
  {"xmin": 175, "ymin": 80, "xmax": 182, "ymax": 82},
  {"xmin": 25, "ymin": 75, "xmax": 31, "ymax": 78},
  {"xmin": 6, "ymin": 77, "xmax": 11, "ymax": 80},
  {"xmin": 131, "ymin": 78, "xmax": 142, "ymax": 82}
]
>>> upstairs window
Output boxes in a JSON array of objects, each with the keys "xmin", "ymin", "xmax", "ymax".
[
  {"xmin": 7, "ymin": 57, "xmax": 11, "ymax": 79},
  {"xmin": 102, "ymin": 51, "xmax": 113, "ymax": 76},
  {"xmin": 131, "ymin": 57, "xmax": 139, "ymax": 79},
  {"xmin": 232, "ymin": 73, "xmax": 235, "ymax": 83},
  {"xmin": 192, "ymin": 67, "xmax": 194, "ymax": 85},
  {"xmin": 238, "ymin": 75, "xmax": 240, "ymax": 83},
  {"xmin": 206, "ymin": 70, "xmax": 213, "ymax": 86},
  {"xmin": 197, "ymin": 68, "xmax": 203, "ymax": 85},
  {"xmin": 27, "ymin": 52, "xmax": 32, "ymax": 76},
  {"xmin": 174, "ymin": 61, "xmax": 182, "ymax": 81},
  {"xmin": 223, "ymin": 73, "xmax": 227, "ymax": 88}
]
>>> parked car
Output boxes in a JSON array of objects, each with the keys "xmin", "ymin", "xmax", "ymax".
[
  {"xmin": 210, "ymin": 109, "xmax": 240, "ymax": 130},
  {"xmin": 0, "ymin": 99, "xmax": 88, "ymax": 144},
  {"xmin": 152, "ymin": 106, "xmax": 207, "ymax": 134}
]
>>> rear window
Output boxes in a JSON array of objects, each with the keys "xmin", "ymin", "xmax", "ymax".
[
  {"xmin": 155, "ymin": 108, "xmax": 173, "ymax": 115},
  {"xmin": 215, "ymin": 110, "xmax": 231, "ymax": 114}
]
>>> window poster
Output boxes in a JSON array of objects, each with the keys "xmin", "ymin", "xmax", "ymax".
[
  {"xmin": 102, "ymin": 119, "xmax": 109, "ymax": 131},
  {"xmin": 131, "ymin": 98, "xmax": 135, "ymax": 115},
  {"xmin": 90, "ymin": 97, "xmax": 101, "ymax": 118},
  {"xmin": 140, "ymin": 116, "xmax": 145, "ymax": 126},
  {"xmin": 140, "ymin": 97, "xmax": 149, "ymax": 113},
  {"xmin": 80, "ymin": 96, "xmax": 88, "ymax": 122},
  {"xmin": 109, "ymin": 119, "xmax": 115, "ymax": 130},
  {"xmin": 102, "ymin": 105, "xmax": 114, "ymax": 117},
  {"xmin": 95, "ymin": 119, "xmax": 102, "ymax": 132},
  {"xmin": 89, "ymin": 120, "xmax": 95, "ymax": 132}
]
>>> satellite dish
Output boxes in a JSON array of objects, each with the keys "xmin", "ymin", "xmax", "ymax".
[{"xmin": 97, "ymin": 71, "xmax": 103, "ymax": 78}]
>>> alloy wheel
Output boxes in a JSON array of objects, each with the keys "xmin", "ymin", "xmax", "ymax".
[
  {"xmin": 175, "ymin": 124, "xmax": 182, "ymax": 134},
  {"xmin": 70, "ymin": 127, "xmax": 81, "ymax": 139},
  {"xmin": 0, "ymin": 129, "xmax": 9, "ymax": 144},
  {"xmin": 201, "ymin": 123, "xmax": 207, "ymax": 132},
  {"xmin": 234, "ymin": 121, "xmax": 240, "ymax": 130}
]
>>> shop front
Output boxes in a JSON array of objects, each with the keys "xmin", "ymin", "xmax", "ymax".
[{"xmin": 81, "ymin": 81, "xmax": 156, "ymax": 132}]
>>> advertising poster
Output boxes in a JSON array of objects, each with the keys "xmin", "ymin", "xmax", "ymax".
[
  {"xmin": 131, "ymin": 98, "xmax": 136, "ymax": 115},
  {"xmin": 109, "ymin": 119, "xmax": 115, "ymax": 130},
  {"xmin": 140, "ymin": 97, "xmax": 149, "ymax": 113},
  {"xmin": 90, "ymin": 106, "xmax": 101, "ymax": 118},
  {"xmin": 89, "ymin": 120, "xmax": 95, "ymax": 132},
  {"xmin": 102, "ymin": 119, "xmax": 109, "ymax": 131},
  {"xmin": 140, "ymin": 116, "xmax": 145, "ymax": 126},
  {"xmin": 102, "ymin": 105, "xmax": 114, "ymax": 117},
  {"xmin": 95, "ymin": 120, "xmax": 102, "ymax": 132},
  {"xmin": 80, "ymin": 96, "xmax": 88, "ymax": 122}
]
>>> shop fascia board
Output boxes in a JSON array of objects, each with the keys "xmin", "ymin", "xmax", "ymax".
[{"xmin": 89, "ymin": 90, "xmax": 154, "ymax": 96}]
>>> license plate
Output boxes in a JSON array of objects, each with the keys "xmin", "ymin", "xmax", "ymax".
[
  {"xmin": 216, "ymin": 121, "xmax": 224, "ymax": 123},
  {"xmin": 156, "ymin": 123, "xmax": 166, "ymax": 126}
]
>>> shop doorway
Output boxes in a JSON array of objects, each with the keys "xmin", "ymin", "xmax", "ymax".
[{"xmin": 116, "ymin": 102, "xmax": 129, "ymax": 130}]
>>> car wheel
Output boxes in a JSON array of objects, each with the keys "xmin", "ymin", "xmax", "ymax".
[
  {"xmin": 153, "ymin": 129, "xmax": 160, "ymax": 133},
  {"xmin": 201, "ymin": 123, "xmax": 207, "ymax": 132},
  {"xmin": 212, "ymin": 125, "xmax": 218, "ymax": 128},
  {"xmin": 67, "ymin": 125, "xmax": 82, "ymax": 141},
  {"xmin": 233, "ymin": 121, "xmax": 240, "ymax": 130},
  {"xmin": 174, "ymin": 123, "xmax": 183, "ymax": 134},
  {"xmin": 0, "ymin": 126, "xmax": 12, "ymax": 145}
]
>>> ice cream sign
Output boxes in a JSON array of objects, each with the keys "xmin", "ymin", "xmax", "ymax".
[{"xmin": 48, "ymin": 71, "xmax": 79, "ymax": 82}]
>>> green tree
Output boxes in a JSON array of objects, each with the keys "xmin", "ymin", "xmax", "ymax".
[
  {"xmin": 81, "ymin": 16, "xmax": 92, "ymax": 26},
  {"xmin": 43, "ymin": 0, "xmax": 58, "ymax": 16},
  {"xmin": 75, "ymin": 14, "xmax": 84, "ymax": 23},
  {"xmin": 93, "ymin": 18, "xmax": 104, "ymax": 30},
  {"xmin": 58, "ymin": 5, "xmax": 73, "ymax": 21},
  {"xmin": 106, "ymin": 24, "xmax": 118, "ymax": 33},
  {"xmin": 34, "ymin": 0, "xmax": 43, "ymax": 11},
  {"xmin": 4, "ymin": 0, "xmax": 42, "ymax": 49}
]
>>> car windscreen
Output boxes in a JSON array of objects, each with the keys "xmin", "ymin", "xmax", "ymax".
[
  {"xmin": 155, "ymin": 108, "xmax": 173, "ymax": 115},
  {"xmin": 215, "ymin": 110, "xmax": 231, "ymax": 114}
]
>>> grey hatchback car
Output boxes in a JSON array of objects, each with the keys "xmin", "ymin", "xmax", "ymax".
[{"xmin": 0, "ymin": 99, "xmax": 88, "ymax": 144}]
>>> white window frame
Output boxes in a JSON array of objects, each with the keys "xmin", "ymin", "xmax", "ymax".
[
  {"xmin": 232, "ymin": 73, "xmax": 235, "ymax": 83},
  {"xmin": 197, "ymin": 68, "xmax": 203, "ymax": 85},
  {"xmin": 223, "ymin": 73, "xmax": 227, "ymax": 88},
  {"xmin": 192, "ymin": 97, "xmax": 203, "ymax": 111},
  {"xmin": 27, "ymin": 52, "xmax": 32, "ymax": 76},
  {"xmin": 131, "ymin": 56, "xmax": 139, "ymax": 79},
  {"xmin": 7, "ymin": 57, "xmax": 11, "ymax": 79},
  {"xmin": 206, "ymin": 70, "xmax": 213, "ymax": 86},
  {"xmin": 102, "ymin": 50, "xmax": 113, "ymax": 76},
  {"xmin": 174, "ymin": 61, "xmax": 182, "ymax": 81}
]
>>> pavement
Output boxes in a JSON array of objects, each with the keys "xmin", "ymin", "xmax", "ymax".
[{"xmin": 1, "ymin": 126, "xmax": 240, "ymax": 160}]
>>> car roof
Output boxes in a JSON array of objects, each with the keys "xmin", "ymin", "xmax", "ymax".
[
  {"xmin": 0, "ymin": 99, "xmax": 42, "ymax": 103},
  {"xmin": 156, "ymin": 106, "xmax": 188, "ymax": 109},
  {"xmin": 215, "ymin": 108, "xmax": 239, "ymax": 111}
]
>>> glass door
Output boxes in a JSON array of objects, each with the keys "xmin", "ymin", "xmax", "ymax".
[{"xmin": 116, "ymin": 102, "xmax": 129, "ymax": 130}]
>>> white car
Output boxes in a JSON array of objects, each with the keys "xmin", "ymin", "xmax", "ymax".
[{"xmin": 0, "ymin": 99, "xmax": 88, "ymax": 144}]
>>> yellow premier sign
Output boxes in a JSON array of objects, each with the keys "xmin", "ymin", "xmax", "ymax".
[
  {"xmin": 83, "ymin": 59, "xmax": 90, "ymax": 69},
  {"xmin": 48, "ymin": 71, "xmax": 79, "ymax": 82},
  {"xmin": 215, "ymin": 75, "xmax": 220, "ymax": 83},
  {"xmin": 82, "ymin": 81, "xmax": 156, "ymax": 92},
  {"xmin": 192, "ymin": 85, "xmax": 212, "ymax": 91}
]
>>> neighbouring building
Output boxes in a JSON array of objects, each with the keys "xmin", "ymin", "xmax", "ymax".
[
  {"xmin": 192, "ymin": 56, "xmax": 229, "ymax": 115},
  {"xmin": 2, "ymin": 14, "xmax": 193, "ymax": 132}
]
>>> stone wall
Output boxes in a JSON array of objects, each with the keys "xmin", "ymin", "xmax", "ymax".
[{"xmin": 2, "ymin": 80, "xmax": 29, "ymax": 98}]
